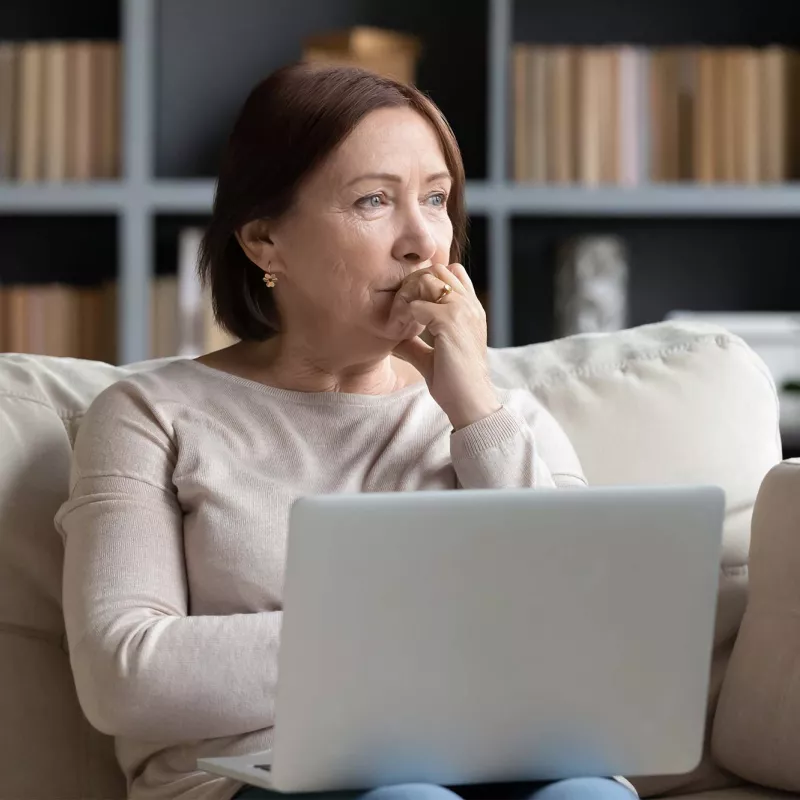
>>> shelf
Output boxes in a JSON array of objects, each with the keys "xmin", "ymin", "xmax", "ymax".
[
  {"xmin": 148, "ymin": 180, "xmax": 216, "ymax": 212},
  {"xmin": 500, "ymin": 184, "xmax": 800, "ymax": 217},
  {"xmin": 160, "ymin": 180, "xmax": 786, "ymax": 218},
  {"xmin": 147, "ymin": 180, "xmax": 497, "ymax": 215},
  {"xmin": 0, "ymin": 183, "xmax": 127, "ymax": 213},
  {"xmin": 6, "ymin": 181, "xmax": 800, "ymax": 218}
]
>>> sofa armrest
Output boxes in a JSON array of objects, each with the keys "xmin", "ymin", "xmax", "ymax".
[{"xmin": 712, "ymin": 459, "xmax": 800, "ymax": 793}]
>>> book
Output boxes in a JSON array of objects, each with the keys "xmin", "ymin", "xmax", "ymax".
[
  {"xmin": 740, "ymin": 49, "xmax": 760, "ymax": 184},
  {"xmin": 722, "ymin": 49, "xmax": 740, "ymax": 182},
  {"xmin": 16, "ymin": 42, "xmax": 44, "ymax": 182},
  {"xmin": 71, "ymin": 42, "xmax": 93, "ymax": 181},
  {"xmin": 618, "ymin": 47, "xmax": 642, "ymax": 186},
  {"xmin": 94, "ymin": 42, "xmax": 120, "ymax": 178},
  {"xmin": 510, "ymin": 43, "xmax": 800, "ymax": 187},
  {"xmin": 651, "ymin": 49, "xmax": 683, "ymax": 181},
  {"xmin": 78, "ymin": 285, "xmax": 103, "ymax": 360},
  {"xmin": 694, "ymin": 49, "xmax": 717, "ymax": 183},
  {"xmin": 6, "ymin": 285, "xmax": 29, "ymax": 352},
  {"xmin": 676, "ymin": 49, "xmax": 696, "ymax": 181},
  {"xmin": 0, "ymin": 285, "xmax": 5, "ymax": 351},
  {"xmin": 303, "ymin": 27, "xmax": 422, "ymax": 85},
  {"xmin": 529, "ymin": 48, "xmax": 548, "ymax": 183},
  {"xmin": 0, "ymin": 43, "xmax": 16, "ymax": 179},
  {"xmin": 512, "ymin": 46, "xmax": 528, "ymax": 181},
  {"xmin": 549, "ymin": 47, "xmax": 574, "ymax": 183},
  {"xmin": 599, "ymin": 48, "xmax": 620, "ymax": 184},
  {"xmin": 26, "ymin": 285, "xmax": 49, "ymax": 354},
  {"xmin": 762, "ymin": 47, "xmax": 788, "ymax": 183},
  {"xmin": 151, "ymin": 274, "xmax": 179, "ymax": 358},
  {"xmin": 43, "ymin": 42, "xmax": 68, "ymax": 182},
  {"xmin": 577, "ymin": 48, "xmax": 602, "ymax": 185}
]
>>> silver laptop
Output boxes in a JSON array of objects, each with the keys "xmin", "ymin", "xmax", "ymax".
[{"xmin": 198, "ymin": 485, "xmax": 725, "ymax": 793}]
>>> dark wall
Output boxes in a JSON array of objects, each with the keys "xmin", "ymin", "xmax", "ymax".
[
  {"xmin": 0, "ymin": 1, "xmax": 118, "ymax": 39},
  {"xmin": 156, "ymin": 0, "xmax": 487, "ymax": 179},
  {"xmin": 514, "ymin": 0, "xmax": 800, "ymax": 46}
]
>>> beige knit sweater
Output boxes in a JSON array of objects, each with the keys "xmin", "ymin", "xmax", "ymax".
[{"xmin": 54, "ymin": 359, "xmax": 587, "ymax": 800}]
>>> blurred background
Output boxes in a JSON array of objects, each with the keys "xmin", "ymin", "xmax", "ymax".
[{"xmin": 0, "ymin": 0, "xmax": 798, "ymax": 454}]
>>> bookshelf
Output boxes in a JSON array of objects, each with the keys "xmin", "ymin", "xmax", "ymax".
[{"xmin": 1, "ymin": 0, "xmax": 800, "ymax": 369}]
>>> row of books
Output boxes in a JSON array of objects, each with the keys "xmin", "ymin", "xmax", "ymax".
[
  {"xmin": 0, "ymin": 40, "xmax": 121, "ymax": 182},
  {"xmin": 513, "ymin": 45, "xmax": 799, "ymax": 185},
  {"xmin": 0, "ymin": 229, "xmax": 236, "ymax": 361},
  {"xmin": 1, "ymin": 282, "xmax": 117, "ymax": 361}
]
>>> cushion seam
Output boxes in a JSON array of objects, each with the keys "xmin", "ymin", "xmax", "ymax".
[
  {"xmin": 522, "ymin": 335, "xmax": 769, "ymax": 388},
  {"xmin": 0, "ymin": 391, "xmax": 88, "ymax": 420}
]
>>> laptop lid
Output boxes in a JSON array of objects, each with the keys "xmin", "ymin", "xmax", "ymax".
[{"xmin": 269, "ymin": 485, "xmax": 725, "ymax": 792}]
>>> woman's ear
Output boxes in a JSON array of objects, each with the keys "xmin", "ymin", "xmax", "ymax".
[{"xmin": 235, "ymin": 219, "xmax": 276, "ymax": 271}]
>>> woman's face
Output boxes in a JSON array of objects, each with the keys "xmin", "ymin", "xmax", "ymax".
[{"xmin": 266, "ymin": 106, "xmax": 454, "ymax": 348}]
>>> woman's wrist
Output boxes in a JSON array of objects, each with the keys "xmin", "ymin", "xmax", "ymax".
[{"xmin": 447, "ymin": 394, "xmax": 503, "ymax": 432}]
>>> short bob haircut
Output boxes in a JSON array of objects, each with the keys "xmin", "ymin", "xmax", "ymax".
[{"xmin": 198, "ymin": 62, "xmax": 468, "ymax": 342}]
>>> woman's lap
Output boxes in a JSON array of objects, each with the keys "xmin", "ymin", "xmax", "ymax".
[{"xmin": 233, "ymin": 778, "xmax": 634, "ymax": 800}]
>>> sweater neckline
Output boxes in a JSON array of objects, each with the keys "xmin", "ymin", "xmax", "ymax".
[{"xmin": 179, "ymin": 358, "xmax": 429, "ymax": 407}]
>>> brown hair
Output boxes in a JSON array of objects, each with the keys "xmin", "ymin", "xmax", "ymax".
[{"xmin": 198, "ymin": 62, "xmax": 467, "ymax": 342}]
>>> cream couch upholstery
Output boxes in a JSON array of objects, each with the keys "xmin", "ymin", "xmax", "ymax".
[{"xmin": 0, "ymin": 320, "xmax": 797, "ymax": 800}]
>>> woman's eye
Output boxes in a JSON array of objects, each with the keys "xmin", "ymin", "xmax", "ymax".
[
  {"xmin": 358, "ymin": 193, "xmax": 384, "ymax": 209},
  {"xmin": 427, "ymin": 193, "xmax": 447, "ymax": 207}
]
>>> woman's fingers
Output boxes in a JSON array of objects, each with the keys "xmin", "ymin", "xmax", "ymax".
[
  {"xmin": 393, "ymin": 263, "xmax": 467, "ymax": 307},
  {"xmin": 427, "ymin": 263, "xmax": 467, "ymax": 297},
  {"xmin": 392, "ymin": 335, "xmax": 434, "ymax": 380},
  {"xmin": 406, "ymin": 298, "xmax": 458, "ymax": 334},
  {"xmin": 449, "ymin": 262, "xmax": 475, "ymax": 294},
  {"xmin": 418, "ymin": 272, "xmax": 448, "ymax": 303}
]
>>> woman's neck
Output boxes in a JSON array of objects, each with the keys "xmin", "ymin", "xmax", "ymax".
[{"xmin": 205, "ymin": 336, "xmax": 423, "ymax": 396}]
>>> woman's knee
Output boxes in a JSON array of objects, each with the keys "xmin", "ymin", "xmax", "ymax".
[
  {"xmin": 528, "ymin": 778, "xmax": 635, "ymax": 800},
  {"xmin": 361, "ymin": 784, "xmax": 462, "ymax": 800}
]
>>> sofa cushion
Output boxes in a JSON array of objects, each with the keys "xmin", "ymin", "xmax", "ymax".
[
  {"xmin": 0, "ymin": 354, "xmax": 172, "ymax": 800},
  {"xmin": 712, "ymin": 459, "xmax": 800, "ymax": 792},
  {"xmin": 488, "ymin": 320, "xmax": 783, "ymax": 796}
]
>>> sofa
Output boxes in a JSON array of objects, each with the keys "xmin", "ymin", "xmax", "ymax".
[{"xmin": 0, "ymin": 319, "xmax": 798, "ymax": 800}]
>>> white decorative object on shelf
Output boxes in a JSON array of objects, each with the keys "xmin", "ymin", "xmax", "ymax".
[
  {"xmin": 177, "ymin": 227, "xmax": 206, "ymax": 358},
  {"xmin": 555, "ymin": 235, "xmax": 629, "ymax": 337},
  {"xmin": 176, "ymin": 226, "xmax": 238, "ymax": 357}
]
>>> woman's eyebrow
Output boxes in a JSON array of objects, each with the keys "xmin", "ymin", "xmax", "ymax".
[{"xmin": 346, "ymin": 171, "xmax": 452, "ymax": 186}]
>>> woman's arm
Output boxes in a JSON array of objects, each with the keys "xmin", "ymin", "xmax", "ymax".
[
  {"xmin": 449, "ymin": 389, "xmax": 588, "ymax": 490},
  {"xmin": 56, "ymin": 381, "xmax": 281, "ymax": 742}
]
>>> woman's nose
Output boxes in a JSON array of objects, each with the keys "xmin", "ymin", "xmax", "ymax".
[{"xmin": 392, "ymin": 207, "xmax": 437, "ymax": 266}]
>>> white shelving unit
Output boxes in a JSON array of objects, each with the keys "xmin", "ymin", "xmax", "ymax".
[
  {"xmin": 3, "ymin": 0, "xmax": 800, "ymax": 362},
  {"xmin": 7, "ymin": 181, "xmax": 800, "ymax": 217}
]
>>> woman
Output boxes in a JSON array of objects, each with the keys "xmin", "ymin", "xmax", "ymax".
[{"xmin": 55, "ymin": 64, "xmax": 632, "ymax": 800}]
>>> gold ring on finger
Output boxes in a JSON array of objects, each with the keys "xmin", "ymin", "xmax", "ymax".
[{"xmin": 435, "ymin": 282, "xmax": 453, "ymax": 304}]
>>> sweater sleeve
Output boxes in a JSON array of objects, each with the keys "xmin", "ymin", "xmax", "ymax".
[
  {"xmin": 54, "ymin": 380, "xmax": 281, "ymax": 742},
  {"xmin": 450, "ymin": 389, "xmax": 587, "ymax": 490}
]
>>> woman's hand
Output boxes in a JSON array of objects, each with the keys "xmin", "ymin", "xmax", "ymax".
[{"xmin": 390, "ymin": 264, "xmax": 501, "ymax": 430}]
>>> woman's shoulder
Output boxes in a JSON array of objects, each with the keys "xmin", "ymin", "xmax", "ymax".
[
  {"xmin": 82, "ymin": 359, "xmax": 219, "ymax": 429},
  {"xmin": 94, "ymin": 358, "xmax": 215, "ymax": 401}
]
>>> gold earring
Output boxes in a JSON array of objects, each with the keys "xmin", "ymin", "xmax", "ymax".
[{"xmin": 263, "ymin": 264, "xmax": 277, "ymax": 288}]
